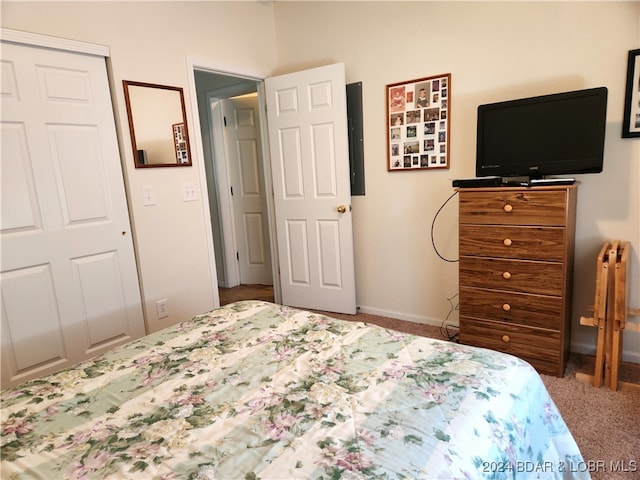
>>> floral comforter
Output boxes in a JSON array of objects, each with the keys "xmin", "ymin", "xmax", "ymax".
[{"xmin": 1, "ymin": 300, "xmax": 588, "ymax": 479}]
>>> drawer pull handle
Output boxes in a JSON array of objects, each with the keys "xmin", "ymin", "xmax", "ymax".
[
  {"xmin": 502, "ymin": 335, "xmax": 510, "ymax": 343},
  {"xmin": 502, "ymin": 303, "xmax": 511, "ymax": 312},
  {"xmin": 502, "ymin": 271, "xmax": 511, "ymax": 279},
  {"xmin": 503, "ymin": 238, "xmax": 512, "ymax": 246},
  {"xmin": 503, "ymin": 204, "xmax": 513, "ymax": 213}
]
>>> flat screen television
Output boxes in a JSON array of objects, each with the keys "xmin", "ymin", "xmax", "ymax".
[{"xmin": 476, "ymin": 87, "xmax": 608, "ymax": 180}]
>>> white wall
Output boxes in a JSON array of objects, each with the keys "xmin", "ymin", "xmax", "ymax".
[
  {"xmin": 1, "ymin": 1, "xmax": 278, "ymax": 332},
  {"xmin": 3, "ymin": 1, "xmax": 638, "ymax": 361},
  {"xmin": 272, "ymin": 1, "xmax": 640, "ymax": 362}
]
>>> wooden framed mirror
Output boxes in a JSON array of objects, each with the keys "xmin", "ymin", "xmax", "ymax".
[{"xmin": 123, "ymin": 80, "xmax": 192, "ymax": 168}]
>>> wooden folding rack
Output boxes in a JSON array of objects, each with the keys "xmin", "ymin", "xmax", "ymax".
[{"xmin": 577, "ymin": 240, "xmax": 639, "ymax": 391}]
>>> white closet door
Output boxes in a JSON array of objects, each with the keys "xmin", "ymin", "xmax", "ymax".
[{"xmin": 1, "ymin": 39, "xmax": 145, "ymax": 388}]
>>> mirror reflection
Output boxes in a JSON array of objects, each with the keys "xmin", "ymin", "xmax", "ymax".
[{"xmin": 123, "ymin": 80, "xmax": 192, "ymax": 168}]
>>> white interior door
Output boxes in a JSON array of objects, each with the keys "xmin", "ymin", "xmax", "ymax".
[
  {"xmin": 265, "ymin": 63, "xmax": 356, "ymax": 314},
  {"xmin": 1, "ymin": 36, "xmax": 145, "ymax": 388},
  {"xmin": 223, "ymin": 93, "xmax": 273, "ymax": 285}
]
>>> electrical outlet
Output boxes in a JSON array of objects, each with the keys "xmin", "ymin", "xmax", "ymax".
[
  {"xmin": 142, "ymin": 186, "xmax": 156, "ymax": 206},
  {"xmin": 156, "ymin": 299, "xmax": 169, "ymax": 319}
]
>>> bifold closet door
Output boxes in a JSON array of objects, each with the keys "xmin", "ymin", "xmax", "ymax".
[{"xmin": 1, "ymin": 36, "xmax": 145, "ymax": 388}]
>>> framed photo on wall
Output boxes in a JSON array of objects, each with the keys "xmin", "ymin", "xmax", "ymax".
[
  {"xmin": 622, "ymin": 49, "xmax": 640, "ymax": 138},
  {"xmin": 386, "ymin": 73, "xmax": 451, "ymax": 171},
  {"xmin": 173, "ymin": 122, "xmax": 190, "ymax": 164}
]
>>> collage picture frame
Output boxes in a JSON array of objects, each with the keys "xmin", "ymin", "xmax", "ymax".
[
  {"xmin": 386, "ymin": 73, "xmax": 451, "ymax": 171},
  {"xmin": 173, "ymin": 122, "xmax": 190, "ymax": 164}
]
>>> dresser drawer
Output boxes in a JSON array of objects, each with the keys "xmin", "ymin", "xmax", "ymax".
[
  {"xmin": 459, "ymin": 287, "xmax": 562, "ymax": 330},
  {"xmin": 459, "ymin": 225, "xmax": 565, "ymax": 261},
  {"xmin": 459, "ymin": 257, "xmax": 563, "ymax": 295},
  {"xmin": 459, "ymin": 190, "xmax": 568, "ymax": 226},
  {"xmin": 459, "ymin": 317, "xmax": 561, "ymax": 375}
]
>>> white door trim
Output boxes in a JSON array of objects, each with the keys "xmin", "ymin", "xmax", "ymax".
[
  {"xmin": 1, "ymin": 28, "xmax": 109, "ymax": 57},
  {"xmin": 208, "ymin": 95, "xmax": 239, "ymax": 288}
]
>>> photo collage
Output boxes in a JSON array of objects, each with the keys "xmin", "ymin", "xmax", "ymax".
[{"xmin": 387, "ymin": 74, "xmax": 451, "ymax": 171}]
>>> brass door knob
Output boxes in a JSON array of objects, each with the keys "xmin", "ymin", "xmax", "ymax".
[
  {"xmin": 502, "ymin": 335, "xmax": 510, "ymax": 343},
  {"xmin": 502, "ymin": 303, "xmax": 511, "ymax": 312},
  {"xmin": 503, "ymin": 204, "xmax": 513, "ymax": 213},
  {"xmin": 503, "ymin": 238, "xmax": 512, "ymax": 246},
  {"xmin": 337, "ymin": 205, "xmax": 347, "ymax": 213},
  {"xmin": 502, "ymin": 271, "xmax": 511, "ymax": 279}
]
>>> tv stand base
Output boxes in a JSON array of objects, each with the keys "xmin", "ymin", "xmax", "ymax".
[{"xmin": 501, "ymin": 177, "xmax": 576, "ymax": 187}]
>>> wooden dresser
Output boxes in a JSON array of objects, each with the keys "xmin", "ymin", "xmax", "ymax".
[{"xmin": 457, "ymin": 185, "xmax": 577, "ymax": 377}]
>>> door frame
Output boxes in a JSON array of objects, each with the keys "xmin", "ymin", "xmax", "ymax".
[
  {"xmin": 1, "ymin": 28, "xmax": 109, "ymax": 57},
  {"xmin": 185, "ymin": 56, "xmax": 281, "ymax": 305},
  {"xmin": 207, "ymin": 95, "xmax": 237, "ymax": 288}
]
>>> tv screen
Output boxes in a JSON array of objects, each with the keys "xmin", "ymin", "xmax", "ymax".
[{"xmin": 476, "ymin": 87, "xmax": 608, "ymax": 179}]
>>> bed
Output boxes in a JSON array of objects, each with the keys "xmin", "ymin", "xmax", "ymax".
[{"xmin": 1, "ymin": 300, "xmax": 588, "ymax": 479}]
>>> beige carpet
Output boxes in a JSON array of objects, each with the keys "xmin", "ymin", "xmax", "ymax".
[{"xmin": 220, "ymin": 287, "xmax": 639, "ymax": 480}]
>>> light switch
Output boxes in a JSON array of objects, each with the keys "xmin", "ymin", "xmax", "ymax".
[{"xmin": 183, "ymin": 183, "xmax": 198, "ymax": 202}]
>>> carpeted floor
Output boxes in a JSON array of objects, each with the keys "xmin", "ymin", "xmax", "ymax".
[
  {"xmin": 219, "ymin": 284, "xmax": 275, "ymax": 305},
  {"xmin": 220, "ymin": 286, "xmax": 640, "ymax": 480}
]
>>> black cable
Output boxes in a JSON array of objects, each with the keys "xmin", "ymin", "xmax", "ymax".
[
  {"xmin": 430, "ymin": 191, "xmax": 460, "ymax": 341},
  {"xmin": 439, "ymin": 293, "xmax": 460, "ymax": 343},
  {"xmin": 430, "ymin": 190, "xmax": 459, "ymax": 263}
]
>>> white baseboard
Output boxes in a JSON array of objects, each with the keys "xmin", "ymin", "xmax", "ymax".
[
  {"xmin": 357, "ymin": 305, "xmax": 640, "ymax": 365},
  {"xmin": 357, "ymin": 304, "xmax": 456, "ymax": 330}
]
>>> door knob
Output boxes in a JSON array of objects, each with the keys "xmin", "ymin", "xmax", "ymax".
[{"xmin": 337, "ymin": 204, "xmax": 347, "ymax": 213}]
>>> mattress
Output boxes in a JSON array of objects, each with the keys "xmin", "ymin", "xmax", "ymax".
[{"xmin": 1, "ymin": 300, "xmax": 588, "ymax": 479}]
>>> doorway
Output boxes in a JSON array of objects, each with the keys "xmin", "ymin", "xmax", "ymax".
[
  {"xmin": 193, "ymin": 70, "xmax": 274, "ymax": 305},
  {"xmin": 188, "ymin": 60, "xmax": 356, "ymax": 314}
]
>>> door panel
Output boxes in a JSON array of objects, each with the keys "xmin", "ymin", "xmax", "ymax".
[
  {"xmin": 280, "ymin": 128, "xmax": 304, "ymax": 197},
  {"xmin": 1, "ymin": 123, "xmax": 41, "ymax": 232},
  {"xmin": 49, "ymin": 125, "xmax": 110, "ymax": 224},
  {"xmin": 71, "ymin": 251, "xmax": 130, "ymax": 353},
  {"xmin": 1, "ymin": 40, "xmax": 145, "ymax": 388},
  {"xmin": 312, "ymin": 124, "xmax": 338, "ymax": 197},
  {"xmin": 317, "ymin": 220, "xmax": 342, "ymax": 288},
  {"xmin": 265, "ymin": 63, "xmax": 356, "ymax": 314},
  {"xmin": 1, "ymin": 265, "xmax": 67, "ymax": 372},
  {"xmin": 286, "ymin": 219, "xmax": 310, "ymax": 285},
  {"xmin": 243, "ymin": 213, "xmax": 268, "ymax": 268}
]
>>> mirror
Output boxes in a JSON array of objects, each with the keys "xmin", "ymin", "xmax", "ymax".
[{"xmin": 123, "ymin": 80, "xmax": 192, "ymax": 168}]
